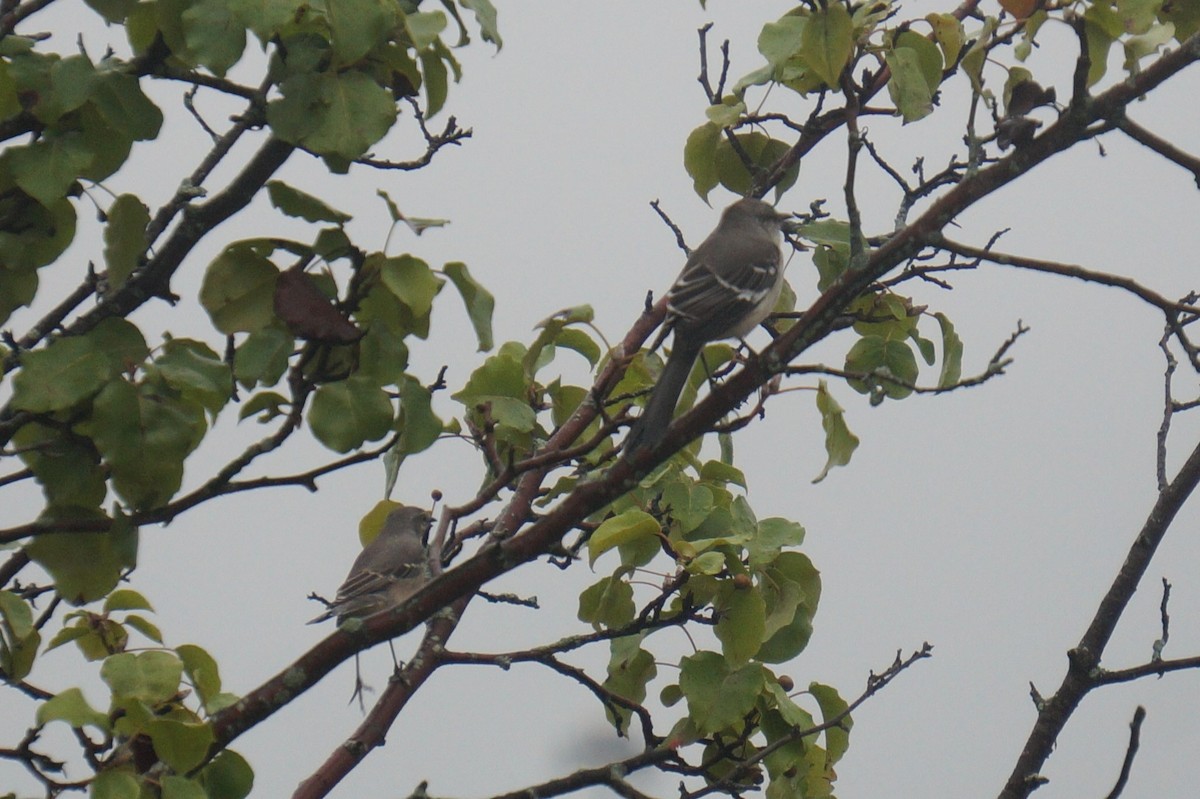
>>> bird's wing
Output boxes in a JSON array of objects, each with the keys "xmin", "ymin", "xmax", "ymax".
[{"xmin": 666, "ymin": 239, "xmax": 782, "ymax": 336}]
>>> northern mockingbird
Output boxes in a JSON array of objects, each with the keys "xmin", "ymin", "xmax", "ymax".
[
  {"xmin": 308, "ymin": 505, "xmax": 432, "ymax": 626},
  {"xmin": 625, "ymin": 197, "xmax": 791, "ymax": 453}
]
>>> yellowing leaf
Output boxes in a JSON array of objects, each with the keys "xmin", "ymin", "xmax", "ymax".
[
  {"xmin": 800, "ymin": 3, "xmax": 854, "ymax": 88},
  {"xmin": 588, "ymin": 509, "xmax": 661, "ymax": 565}
]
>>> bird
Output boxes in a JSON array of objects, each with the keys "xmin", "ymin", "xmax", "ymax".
[
  {"xmin": 624, "ymin": 197, "xmax": 791, "ymax": 453},
  {"xmin": 308, "ymin": 505, "xmax": 432, "ymax": 626}
]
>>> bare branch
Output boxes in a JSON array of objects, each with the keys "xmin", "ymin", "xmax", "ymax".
[
  {"xmin": 935, "ymin": 237, "xmax": 1200, "ymax": 317},
  {"xmin": 1115, "ymin": 116, "xmax": 1200, "ymax": 188},
  {"xmin": 999, "ymin": 428, "xmax": 1200, "ymax": 798},
  {"xmin": 1104, "ymin": 706, "xmax": 1146, "ymax": 799}
]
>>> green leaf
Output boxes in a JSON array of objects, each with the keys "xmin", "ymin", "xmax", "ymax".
[
  {"xmin": 1084, "ymin": 3, "xmax": 1121, "ymax": 85},
  {"xmin": 267, "ymin": 71, "xmax": 398, "ymax": 160},
  {"xmin": 443, "ymin": 261, "xmax": 494, "ymax": 351},
  {"xmin": 152, "ymin": 338, "xmax": 233, "ymax": 418},
  {"xmin": 9, "ymin": 132, "xmax": 91, "ymax": 204},
  {"xmin": 10, "ymin": 336, "xmax": 111, "ymax": 412},
  {"xmin": 1123, "ymin": 21, "xmax": 1176, "ymax": 69},
  {"xmin": 84, "ymin": 0, "xmax": 138, "ymax": 23},
  {"xmin": 36, "ymin": 687, "xmax": 111, "ymax": 732},
  {"xmin": 182, "ymin": 0, "xmax": 247, "ymax": 76},
  {"xmin": 460, "ymin": 0, "xmax": 502, "ymax": 48},
  {"xmin": 0, "ymin": 60, "xmax": 16, "ymax": 120},
  {"xmin": 25, "ymin": 514, "xmax": 138, "ymax": 605},
  {"xmin": 148, "ymin": 718, "xmax": 215, "ymax": 773},
  {"xmin": 177, "ymin": 643, "xmax": 225, "ymax": 712},
  {"xmin": 747, "ymin": 517, "xmax": 806, "ymax": 570},
  {"xmin": 103, "ymin": 194, "xmax": 150, "ymax": 290},
  {"xmin": 200, "ymin": 243, "xmax": 280, "ymax": 335},
  {"xmin": 308, "ymin": 377, "xmax": 395, "ymax": 452},
  {"xmin": 812, "ymin": 380, "xmax": 859, "ymax": 483},
  {"xmin": 663, "ymin": 481, "xmax": 715, "ymax": 534},
  {"xmin": 90, "ymin": 768, "xmax": 141, "ymax": 799},
  {"xmin": 161, "ymin": 775, "xmax": 209, "ymax": 799},
  {"xmin": 588, "ymin": 509, "xmax": 661, "ymax": 565},
  {"xmin": 124, "ymin": 614, "xmax": 164, "ymax": 644},
  {"xmin": 238, "ymin": 390, "xmax": 289, "ymax": 422},
  {"xmin": 230, "ymin": 0, "xmax": 297, "ymax": 41},
  {"xmin": 453, "ymin": 345, "xmax": 529, "ymax": 407},
  {"xmin": 199, "ymin": 749, "xmax": 255, "ymax": 799},
  {"xmin": 679, "ymin": 651, "xmax": 765, "ymax": 733},
  {"xmin": 845, "ymin": 335, "xmax": 919, "ymax": 399},
  {"xmin": 885, "ymin": 46, "xmax": 934, "ymax": 123},
  {"xmin": 101, "ymin": 650, "xmax": 184, "ymax": 704},
  {"xmin": 705, "ymin": 99, "xmax": 745, "ymax": 128},
  {"xmin": 715, "ymin": 584, "xmax": 767, "ymax": 665},
  {"xmin": 699, "ymin": 460, "xmax": 747, "ymax": 488},
  {"xmin": 41, "ymin": 55, "xmax": 97, "ymax": 122},
  {"xmin": 356, "ymin": 325, "xmax": 409, "ymax": 386},
  {"xmin": 380, "ymin": 254, "xmax": 443, "ymax": 320},
  {"xmin": 809, "ymin": 682, "xmax": 852, "ymax": 763},
  {"xmin": 323, "ymin": 0, "xmax": 396, "ymax": 64},
  {"xmin": 578, "ymin": 575, "xmax": 635, "ymax": 630},
  {"xmin": 12, "ymin": 421, "xmax": 107, "ymax": 509},
  {"xmin": 404, "ymin": 10, "xmax": 447, "ymax": 48},
  {"xmin": 895, "ymin": 30, "xmax": 944, "ymax": 95},
  {"xmin": 757, "ymin": 551, "xmax": 821, "ymax": 663},
  {"xmin": 0, "ymin": 196, "xmax": 76, "ymax": 275},
  {"xmin": 90, "ymin": 71, "xmax": 163, "ymax": 141},
  {"xmin": 714, "ymin": 131, "xmax": 798, "ymax": 197},
  {"xmin": 553, "ymin": 328, "xmax": 601, "ymax": 367},
  {"xmin": 233, "ymin": 327, "xmax": 293, "ymax": 389},
  {"xmin": 1161, "ymin": 0, "xmax": 1200, "ymax": 41},
  {"xmin": 0, "ymin": 590, "xmax": 40, "ymax": 679},
  {"xmin": 266, "ymin": 180, "xmax": 351, "ymax": 223},
  {"xmin": 800, "ymin": 3, "xmax": 853, "ymax": 88},
  {"xmin": 104, "ymin": 589, "xmax": 154, "ymax": 613},
  {"xmin": 935, "ymin": 312, "xmax": 963, "ymax": 387},
  {"xmin": 472, "ymin": 395, "xmax": 535, "ymax": 435},
  {"xmin": 683, "ymin": 122, "xmax": 721, "ymax": 200},
  {"xmin": 395, "ymin": 374, "xmax": 443, "ymax": 455},
  {"xmin": 758, "ymin": 15, "xmax": 806, "ymax": 73},
  {"xmin": 0, "ymin": 590, "xmax": 34, "ymax": 639},
  {"xmin": 78, "ymin": 380, "xmax": 207, "ymax": 510},
  {"xmin": 418, "ymin": 45, "xmax": 450, "ymax": 117},
  {"xmin": 603, "ymin": 636, "xmax": 655, "ymax": 734},
  {"xmin": 0, "ymin": 263, "xmax": 39, "ymax": 327}
]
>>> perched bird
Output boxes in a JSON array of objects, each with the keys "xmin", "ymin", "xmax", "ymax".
[
  {"xmin": 309, "ymin": 505, "xmax": 432, "ymax": 626},
  {"xmin": 625, "ymin": 197, "xmax": 791, "ymax": 453}
]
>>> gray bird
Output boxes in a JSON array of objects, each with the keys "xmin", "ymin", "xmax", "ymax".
[
  {"xmin": 309, "ymin": 505, "xmax": 432, "ymax": 626},
  {"xmin": 625, "ymin": 197, "xmax": 791, "ymax": 453}
]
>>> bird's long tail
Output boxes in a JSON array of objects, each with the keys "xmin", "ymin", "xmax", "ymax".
[{"xmin": 624, "ymin": 339, "xmax": 702, "ymax": 454}]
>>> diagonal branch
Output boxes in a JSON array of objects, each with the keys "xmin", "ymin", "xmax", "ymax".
[
  {"xmin": 998, "ymin": 431, "xmax": 1200, "ymax": 799},
  {"xmin": 937, "ymin": 238, "xmax": 1200, "ymax": 317}
]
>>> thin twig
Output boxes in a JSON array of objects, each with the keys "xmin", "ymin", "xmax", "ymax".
[{"xmin": 1103, "ymin": 706, "xmax": 1146, "ymax": 799}]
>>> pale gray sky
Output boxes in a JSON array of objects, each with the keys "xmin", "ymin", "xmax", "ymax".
[{"xmin": 4, "ymin": 2, "xmax": 1200, "ymax": 798}]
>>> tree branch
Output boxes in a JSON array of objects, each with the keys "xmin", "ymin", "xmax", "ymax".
[
  {"xmin": 999, "ymin": 430, "xmax": 1200, "ymax": 798},
  {"xmin": 936, "ymin": 238, "xmax": 1200, "ymax": 317},
  {"xmin": 1104, "ymin": 706, "xmax": 1146, "ymax": 799}
]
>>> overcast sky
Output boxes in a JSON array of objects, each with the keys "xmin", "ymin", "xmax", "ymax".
[{"xmin": 4, "ymin": 2, "xmax": 1200, "ymax": 798}]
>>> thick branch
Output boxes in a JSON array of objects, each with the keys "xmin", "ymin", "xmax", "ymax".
[
  {"xmin": 998, "ymin": 432, "xmax": 1200, "ymax": 799},
  {"xmin": 290, "ymin": 599, "xmax": 468, "ymax": 799}
]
